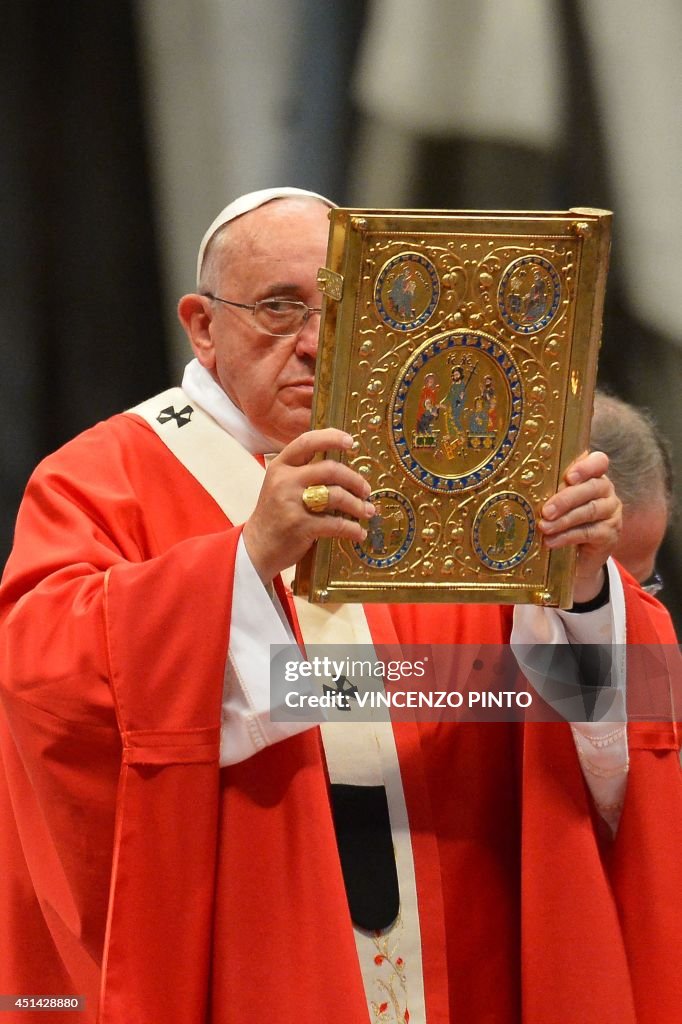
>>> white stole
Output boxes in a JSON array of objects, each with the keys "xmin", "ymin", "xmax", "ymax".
[{"xmin": 128, "ymin": 388, "xmax": 428, "ymax": 1024}]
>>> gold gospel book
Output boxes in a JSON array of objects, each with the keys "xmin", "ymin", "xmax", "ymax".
[{"xmin": 294, "ymin": 207, "xmax": 612, "ymax": 607}]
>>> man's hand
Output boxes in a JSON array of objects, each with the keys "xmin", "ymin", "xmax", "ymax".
[
  {"xmin": 538, "ymin": 450, "xmax": 622, "ymax": 603},
  {"xmin": 242, "ymin": 429, "xmax": 374, "ymax": 584}
]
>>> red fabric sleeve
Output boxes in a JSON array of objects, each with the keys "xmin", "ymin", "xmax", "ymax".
[{"xmin": 0, "ymin": 416, "xmax": 238, "ymax": 1016}]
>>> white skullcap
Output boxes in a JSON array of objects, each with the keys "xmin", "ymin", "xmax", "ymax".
[{"xmin": 196, "ymin": 186, "xmax": 336, "ymax": 287}]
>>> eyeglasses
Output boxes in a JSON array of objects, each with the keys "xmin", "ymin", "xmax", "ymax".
[
  {"xmin": 642, "ymin": 571, "xmax": 663, "ymax": 596},
  {"xmin": 203, "ymin": 293, "xmax": 321, "ymax": 337}
]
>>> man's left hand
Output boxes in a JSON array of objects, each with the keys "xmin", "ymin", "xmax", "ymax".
[{"xmin": 538, "ymin": 450, "xmax": 622, "ymax": 603}]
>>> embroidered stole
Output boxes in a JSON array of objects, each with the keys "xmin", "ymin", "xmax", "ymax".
[{"xmin": 129, "ymin": 388, "xmax": 427, "ymax": 1024}]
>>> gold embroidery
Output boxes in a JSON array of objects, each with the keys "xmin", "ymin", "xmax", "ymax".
[
  {"xmin": 571, "ymin": 724, "xmax": 627, "ymax": 749},
  {"xmin": 576, "ymin": 746, "xmax": 630, "ymax": 778},
  {"xmin": 369, "ymin": 915, "xmax": 410, "ymax": 1023}
]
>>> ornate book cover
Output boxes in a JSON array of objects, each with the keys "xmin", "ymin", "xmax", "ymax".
[{"xmin": 294, "ymin": 207, "xmax": 612, "ymax": 607}]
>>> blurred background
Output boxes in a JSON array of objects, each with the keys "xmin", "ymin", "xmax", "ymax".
[{"xmin": 2, "ymin": 0, "xmax": 681, "ymax": 626}]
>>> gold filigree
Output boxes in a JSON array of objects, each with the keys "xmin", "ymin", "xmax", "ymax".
[
  {"xmin": 295, "ymin": 207, "xmax": 611, "ymax": 606},
  {"xmin": 369, "ymin": 916, "xmax": 410, "ymax": 1024}
]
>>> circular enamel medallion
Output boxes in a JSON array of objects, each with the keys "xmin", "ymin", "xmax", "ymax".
[
  {"xmin": 389, "ymin": 330, "xmax": 523, "ymax": 493},
  {"xmin": 374, "ymin": 252, "xmax": 440, "ymax": 331},
  {"xmin": 352, "ymin": 489, "xmax": 416, "ymax": 568},
  {"xmin": 472, "ymin": 492, "xmax": 535, "ymax": 570},
  {"xmin": 497, "ymin": 255, "xmax": 561, "ymax": 334}
]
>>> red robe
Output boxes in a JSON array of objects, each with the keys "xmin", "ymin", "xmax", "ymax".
[{"xmin": 0, "ymin": 412, "xmax": 680, "ymax": 1023}]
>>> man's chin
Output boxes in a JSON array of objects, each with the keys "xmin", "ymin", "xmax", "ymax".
[{"xmin": 261, "ymin": 408, "xmax": 313, "ymax": 447}]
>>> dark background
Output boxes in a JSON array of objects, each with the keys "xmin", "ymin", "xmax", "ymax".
[{"xmin": 2, "ymin": 0, "xmax": 680, "ymax": 629}]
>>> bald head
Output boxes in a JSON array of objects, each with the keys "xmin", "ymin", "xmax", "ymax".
[
  {"xmin": 196, "ymin": 186, "xmax": 335, "ymax": 287},
  {"xmin": 590, "ymin": 389, "xmax": 673, "ymax": 583},
  {"xmin": 199, "ymin": 196, "xmax": 332, "ymax": 298},
  {"xmin": 591, "ymin": 390, "xmax": 673, "ymax": 513}
]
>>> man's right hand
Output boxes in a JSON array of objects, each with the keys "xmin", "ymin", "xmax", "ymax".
[{"xmin": 241, "ymin": 429, "xmax": 375, "ymax": 584}]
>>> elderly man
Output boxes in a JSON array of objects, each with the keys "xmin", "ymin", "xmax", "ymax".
[{"xmin": 0, "ymin": 188, "xmax": 680, "ymax": 1024}]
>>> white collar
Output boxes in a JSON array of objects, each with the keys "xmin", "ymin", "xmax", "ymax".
[{"xmin": 181, "ymin": 359, "xmax": 283, "ymax": 455}]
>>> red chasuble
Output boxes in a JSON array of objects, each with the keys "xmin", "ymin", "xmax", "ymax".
[{"xmin": 0, "ymin": 413, "xmax": 680, "ymax": 1023}]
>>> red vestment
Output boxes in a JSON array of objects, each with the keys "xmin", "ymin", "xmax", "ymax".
[{"xmin": 0, "ymin": 412, "xmax": 680, "ymax": 1023}]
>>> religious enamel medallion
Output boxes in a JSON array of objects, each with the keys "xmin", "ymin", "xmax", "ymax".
[
  {"xmin": 374, "ymin": 252, "xmax": 440, "ymax": 331},
  {"xmin": 472, "ymin": 492, "xmax": 535, "ymax": 571},
  {"xmin": 352, "ymin": 489, "xmax": 416, "ymax": 568},
  {"xmin": 389, "ymin": 330, "xmax": 522, "ymax": 493},
  {"xmin": 294, "ymin": 206, "xmax": 612, "ymax": 607},
  {"xmin": 497, "ymin": 255, "xmax": 561, "ymax": 334}
]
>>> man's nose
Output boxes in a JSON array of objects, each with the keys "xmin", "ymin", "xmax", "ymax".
[{"xmin": 294, "ymin": 310, "xmax": 321, "ymax": 359}]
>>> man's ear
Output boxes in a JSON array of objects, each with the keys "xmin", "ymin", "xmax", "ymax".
[{"xmin": 177, "ymin": 293, "xmax": 216, "ymax": 370}]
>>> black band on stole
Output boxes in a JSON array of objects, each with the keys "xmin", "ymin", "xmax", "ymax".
[{"xmin": 329, "ymin": 783, "xmax": 400, "ymax": 931}]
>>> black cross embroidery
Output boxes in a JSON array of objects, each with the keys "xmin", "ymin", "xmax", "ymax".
[
  {"xmin": 322, "ymin": 675, "xmax": 359, "ymax": 712},
  {"xmin": 156, "ymin": 404, "xmax": 194, "ymax": 428}
]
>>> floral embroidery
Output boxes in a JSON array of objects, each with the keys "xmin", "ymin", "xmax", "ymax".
[{"xmin": 369, "ymin": 915, "xmax": 409, "ymax": 1023}]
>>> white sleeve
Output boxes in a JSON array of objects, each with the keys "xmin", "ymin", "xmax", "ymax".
[
  {"xmin": 511, "ymin": 559, "xmax": 629, "ymax": 834},
  {"xmin": 219, "ymin": 536, "xmax": 316, "ymax": 766}
]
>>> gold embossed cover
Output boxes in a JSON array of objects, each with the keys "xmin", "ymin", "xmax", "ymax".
[{"xmin": 294, "ymin": 208, "xmax": 612, "ymax": 607}]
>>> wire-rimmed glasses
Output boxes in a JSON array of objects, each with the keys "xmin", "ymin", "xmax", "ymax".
[{"xmin": 203, "ymin": 293, "xmax": 321, "ymax": 337}]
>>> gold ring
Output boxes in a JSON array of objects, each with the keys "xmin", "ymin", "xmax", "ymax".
[{"xmin": 302, "ymin": 484, "xmax": 330, "ymax": 513}]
